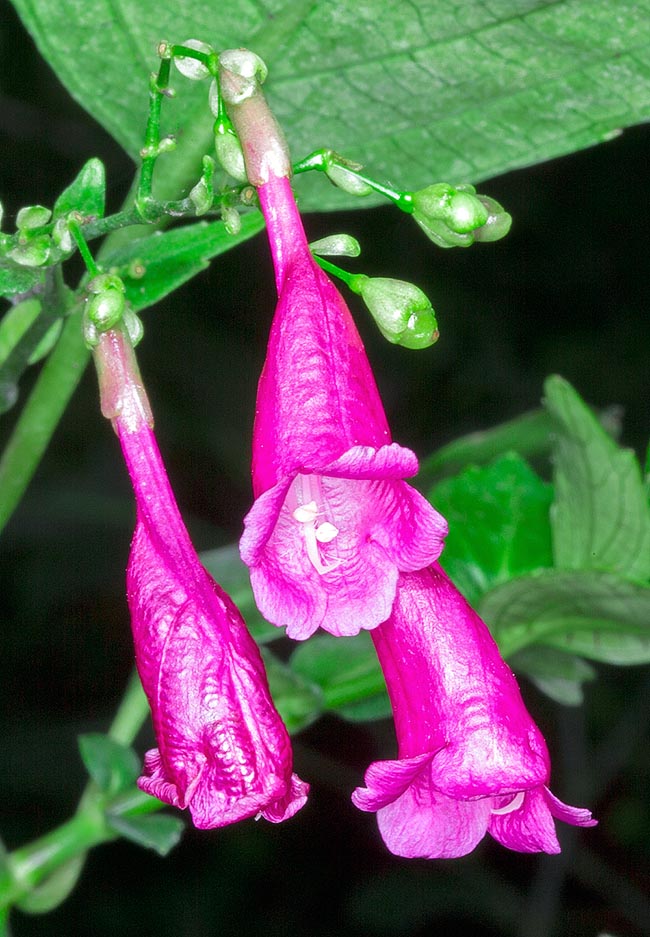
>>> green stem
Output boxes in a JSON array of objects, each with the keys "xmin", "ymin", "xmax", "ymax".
[
  {"xmin": 313, "ymin": 255, "xmax": 360, "ymax": 290},
  {"xmin": 68, "ymin": 220, "xmax": 98, "ymax": 277},
  {"xmin": 0, "ymin": 670, "xmax": 154, "ymax": 915},
  {"xmin": 137, "ymin": 60, "xmax": 172, "ymax": 214},
  {"xmin": 292, "ymin": 148, "xmax": 412, "ymax": 210},
  {"xmin": 0, "ymin": 304, "xmax": 88, "ymax": 535},
  {"xmin": 0, "ymin": 809, "xmax": 111, "ymax": 912}
]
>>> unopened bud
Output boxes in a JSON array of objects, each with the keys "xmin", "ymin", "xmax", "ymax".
[
  {"xmin": 218, "ymin": 49, "xmax": 268, "ymax": 104},
  {"xmin": 174, "ymin": 40, "xmax": 213, "ymax": 80},
  {"xmin": 16, "ymin": 205, "xmax": 51, "ymax": 231},
  {"xmin": 87, "ymin": 273, "xmax": 125, "ymax": 295},
  {"xmin": 222, "ymin": 205, "xmax": 242, "ymax": 235},
  {"xmin": 411, "ymin": 182, "xmax": 509, "ymax": 247},
  {"xmin": 7, "ymin": 237, "xmax": 51, "ymax": 267},
  {"xmin": 355, "ymin": 276, "xmax": 439, "ymax": 349},
  {"xmin": 309, "ymin": 234, "xmax": 361, "ymax": 258},
  {"xmin": 214, "ymin": 125, "xmax": 247, "ymax": 181},
  {"xmin": 52, "ymin": 217, "xmax": 74, "ymax": 253},
  {"xmin": 86, "ymin": 287, "xmax": 126, "ymax": 331},
  {"xmin": 325, "ymin": 163, "xmax": 372, "ymax": 197}
]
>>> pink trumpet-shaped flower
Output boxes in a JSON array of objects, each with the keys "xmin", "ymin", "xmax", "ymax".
[
  {"xmin": 239, "ymin": 174, "xmax": 447, "ymax": 640},
  {"xmin": 352, "ymin": 565, "xmax": 596, "ymax": 858},
  {"xmin": 96, "ymin": 328, "xmax": 308, "ymax": 829}
]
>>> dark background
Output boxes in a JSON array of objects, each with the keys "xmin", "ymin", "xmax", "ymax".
[{"xmin": 1, "ymin": 1, "xmax": 649, "ymax": 934}]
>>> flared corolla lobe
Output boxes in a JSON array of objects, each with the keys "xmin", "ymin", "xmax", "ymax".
[
  {"xmin": 239, "ymin": 175, "xmax": 447, "ymax": 640},
  {"xmin": 352, "ymin": 565, "xmax": 596, "ymax": 858}
]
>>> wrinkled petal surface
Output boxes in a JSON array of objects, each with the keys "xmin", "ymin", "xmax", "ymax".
[{"xmin": 118, "ymin": 419, "xmax": 308, "ymax": 829}]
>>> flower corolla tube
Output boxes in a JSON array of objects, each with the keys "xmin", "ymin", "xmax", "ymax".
[
  {"xmin": 352, "ymin": 565, "xmax": 596, "ymax": 858},
  {"xmin": 96, "ymin": 328, "xmax": 308, "ymax": 829},
  {"xmin": 239, "ymin": 173, "xmax": 447, "ymax": 640}
]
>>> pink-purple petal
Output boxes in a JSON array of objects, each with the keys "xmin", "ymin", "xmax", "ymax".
[
  {"xmin": 488, "ymin": 788, "xmax": 561, "ymax": 854},
  {"xmin": 377, "ymin": 781, "xmax": 493, "ymax": 859}
]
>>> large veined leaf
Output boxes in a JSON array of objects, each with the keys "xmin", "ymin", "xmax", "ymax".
[
  {"xmin": 479, "ymin": 568, "xmax": 650, "ymax": 662},
  {"xmin": 545, "ymin": 375, "xmax": 650, "ymax": 582},
  {"xmin": 11, "ymin": 0, "xmax": 650, "ymax": 212}
]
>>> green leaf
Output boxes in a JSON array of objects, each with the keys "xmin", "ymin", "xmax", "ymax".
[
  {"xmin": 104, "ymin": 213, "xmax": 264, "ymax": 313},
  {"xmin": 200, "ymin": 543, "xmax": 278, "ymax": 645},
  {"xmin": 0, "ymin": 257, "xmax": 44, "ymax": 296},
  {"xmin": 510, "ymin": 645, "xmax": 596, "ymax": 706},
  {"xmin": 78, "ymin": 733, "xmax": 140, "ymax": 797},
  {"xmin": 53, "ymin": 158, "xmax": 106, "ymax": 219},
  {"xmin": 105, "ymin": 814, "xmax": 184, "ymax": 857},
  {"xmin": 479, "ymin": 568, "xmax": 650, "ymax": 663},
  {"xmin": 429, "ymin": 453, "xmax": 553, "ymax": 604},
  {"xmin": 545, "ymin": 375, "xmax": 650, "ymax": 581},
  {"xmin": 290, "ymin": 631, "xmax": 387, "ymax": 716},
  {"xmin": 11, "ymin": 1, "xmax": 650, "ymax": 212},
  {"xmin": 261, "ymin": 651, "xmax": 323, "ymax": 734}
]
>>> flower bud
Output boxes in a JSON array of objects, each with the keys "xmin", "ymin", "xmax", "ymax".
[
  {"xmin": 7, "ymin": 237, "xmax": 51, "ymax": 267},
  {"xmin": 173, "ymin": 39, "xmax": 213, "ymax": 80},
  {"xmin": 218, "ymin": 49, "xmax": 268, "ymax": 104},
  {"xmin": 86, "ymin": 287, "xmax": 126, "ymax": 331},
  {"xmin": 16, "ymin": 205, "xmax": 51, "ymax": 231},
  {"xmin": 325, "ymin": 163, "xmax": 372, "ymax": 197},
  {"xmin": 52, "ymin": 217, "xmax": 74, "ymax": 253},
  {"xmin": 214, "ymin": 124, "xmax": 247, "ymax": 181},
  {"xmin": 87, "ymin": 272, "xmax": 125, "ymax": 295},
  {"xmin": 411, "ymin": 183, "xmax": 509, "ymax": 247},
  {"xmin": 222, "ymin": 204, "xmax": 242, "ymax": 235},
  {"xmin": 355, "ymin": 276, "xmax": 439, "ymax": 349},
  {"xmin": 309, "ymin": 234, "xmax": 361, "ymax": 258}
]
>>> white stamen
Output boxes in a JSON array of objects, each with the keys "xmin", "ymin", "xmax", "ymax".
[
  {"xmin": 491, "ymin": 791, "xmax": 525, "ymax": 816},
  {"xmin": 292, "ymin": 501, "xmax": 318, "ymax": 524},
  {"xmin": 290, "ymin": 475, "xmax": 341, "ymax": 575},
  {"xmin": 315, "ymin": 521, "xmax": 339, "ymax": 543}
]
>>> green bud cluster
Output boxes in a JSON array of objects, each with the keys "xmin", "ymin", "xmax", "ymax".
[
  {"xmin": 410, "ymin": 183, "xmax": 511, "ymax": 248},
  {"xmin": 353, "ymin": 275, "xmax": 439, "ymax": 349}
]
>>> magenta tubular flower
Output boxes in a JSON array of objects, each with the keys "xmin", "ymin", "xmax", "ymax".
[
  {"xmin": 95, "ymin": 328, "xmax": 308, "ymax": 829},
  {"xmin": 352, "ymin": 565, "xmax": 596, "ymax": 857},
  {"xmin": 238, "ymin": 173, "xmax": 447, "ymax": 639}
]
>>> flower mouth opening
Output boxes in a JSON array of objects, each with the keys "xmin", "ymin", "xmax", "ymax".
[
  {"xmin": 491, "ymin": 790, "xmax": 526, "ymax": 816},
  {"xmin": 289, "ymin": 474, "xmax": 342, "ymax": 575}
]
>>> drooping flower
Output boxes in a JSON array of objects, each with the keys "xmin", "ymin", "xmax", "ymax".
[
  {"xmin": 94, "ymin": 326, "xmax": 308, "ymax": 828},
  {"xmin": 217, "ymin": 50, "xmax": 446, "ymax": 641},
  {"xmin": 352, "ymin": 565, "xmax": 596, "ymax": 857},
  {"xmin": 236, "ymin": 174, "xmax": 447, "ymax": 641}
]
